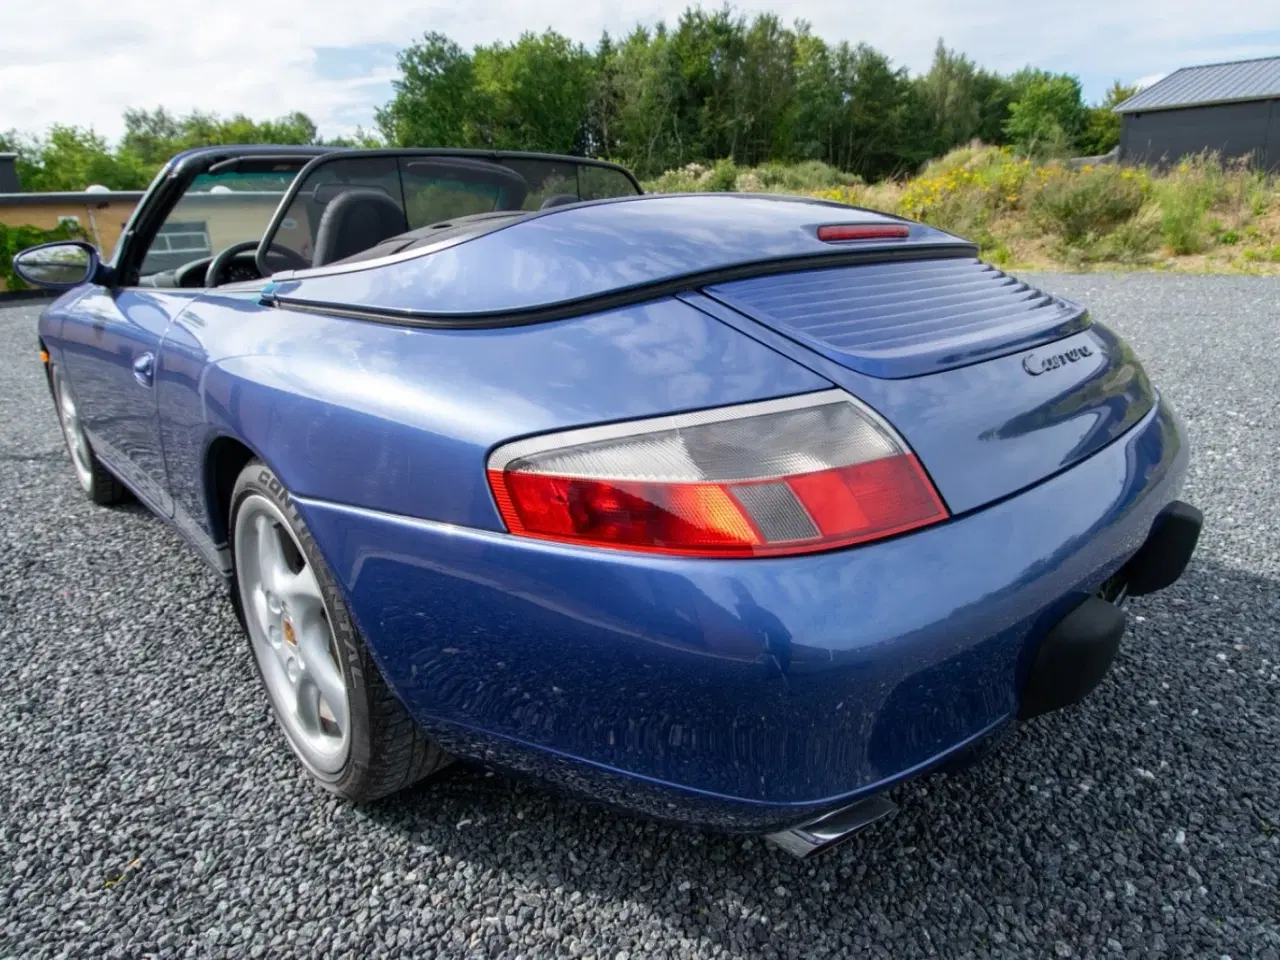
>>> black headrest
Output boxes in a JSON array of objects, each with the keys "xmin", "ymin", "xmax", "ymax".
[{"xmin": 311, "ymin": 188, "xmax": 408, "ymax": 267}]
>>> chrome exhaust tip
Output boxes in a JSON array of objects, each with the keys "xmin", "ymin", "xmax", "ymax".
[{"xmin": 764, "ymin": 795, "xmax": 898, "ymax": 859}]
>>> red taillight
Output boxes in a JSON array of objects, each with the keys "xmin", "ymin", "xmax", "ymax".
[
  {"xmin": 486, "ymin": 391, "xmax": 948, "ymax": 558},
  {"xmin": 817, "ymin": 224, "xmax": 910, "ymax": 242}
]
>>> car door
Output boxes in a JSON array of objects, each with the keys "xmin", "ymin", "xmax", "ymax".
[
  {"xmin": 54, "ymin": 148, "xmax": 325, "ymax": 518},
  {"xmin": 57, "ymin": 287, "xmax": 202, "ymax": 515}
]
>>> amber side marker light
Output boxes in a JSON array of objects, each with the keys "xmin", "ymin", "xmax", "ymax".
[
  {"xmin": 817, "ymin": 224, "xmax": 910, "ymax": 242},
  {"xmin": 39, "ymin": 349, "xmax": 50, "ymax": 365}
]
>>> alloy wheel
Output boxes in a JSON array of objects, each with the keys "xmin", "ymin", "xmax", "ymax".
[
  {"xmin": 234, "ymin": 493, "xmax": 350, "ymax": 773},
  {"xmin": 53, "ymin": 370, "xmax": 94, "ymax": 491}
]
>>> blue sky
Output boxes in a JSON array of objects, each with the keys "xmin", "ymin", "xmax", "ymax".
[{"xmin": 2, "ymin": 1, "xmax": 1278, "ymax": 141}]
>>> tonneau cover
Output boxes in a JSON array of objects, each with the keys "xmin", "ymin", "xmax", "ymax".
[{"xmin": 263, "ymin": 194, "xmax": 971, "ymax": 321}]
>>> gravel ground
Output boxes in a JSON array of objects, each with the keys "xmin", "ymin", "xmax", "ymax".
[{"xmin": 0, "ymin": 274, "xmax": 1277, "ymax": 960}]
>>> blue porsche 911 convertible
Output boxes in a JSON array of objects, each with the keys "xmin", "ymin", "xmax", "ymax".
[{"xmin": 17, "ymin": 145, "xmax": 1201, "ymax": 857}]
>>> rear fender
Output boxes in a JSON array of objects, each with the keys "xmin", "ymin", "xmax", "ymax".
[{"xmin": 184, "ymin": 293, "xmax": 831, "ymax": 532}]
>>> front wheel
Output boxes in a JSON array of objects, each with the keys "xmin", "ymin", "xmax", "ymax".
[
  {"xmin": 230, "ymin": 460, "xmax": 450, "ymax": 801},
  {"xmin": 50, "ymin": 364, "xmax": 127, "ymax": 505}
]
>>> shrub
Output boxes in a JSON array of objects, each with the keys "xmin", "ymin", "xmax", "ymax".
[
  {"xmin": 644, "ymin": 158, "xmax": 741, "ymax": 193},
  {"xmin": 642, "ymin": 147, "xmax": 1279, "ymax": 270},
  {"xmin": 1089, "ymin": 205, "xmax": 1162, "ymax": 263},
  {"xmin": 986, "ymin": 241, "xmax": 1013, "ymax": 265},
  {"xmin": 1028, "ymin": 165, "xmax": 1147, "ymax": 244},
  {"xmin": 1158, "ymin": 186, "xmax": 1207, "ymax": 254},
  {"xmin": 644, "ymin": 162, "xmax": 712, "ymax": 193},
  {"xmin": 1241, "ymin": 244, "xmax": 1280, "ymax": 263},
  {"xmin": 1247, "ymin": 180, "xmax": 1271, "ymax": 217},
  {"xmin": 705, "ymin": 158, "xmax": 739, "ymax": 192},
  {"xmin": 751, "ymin": 160, "xmax": 858, "ymax": 192},
  {"xmin": 897, "ymin": 147, "xmax": 1032, "ymax": 241},
  {"xmin": 652, "ymin": 159, "xmax": 859, "ymax": 195},
  {"xmin": 1155, "ymin": 153, "xmax": 1234, "ymax": 254}
]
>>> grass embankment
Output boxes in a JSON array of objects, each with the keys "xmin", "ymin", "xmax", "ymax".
[{"xmin": 643, "ymin": 145, "xmax": 1280, "ymax": 274}]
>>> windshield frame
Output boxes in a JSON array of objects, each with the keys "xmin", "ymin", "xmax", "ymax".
[{"xmin": 110, "ymin": 145, "xmax": 329, "ymax": 286}]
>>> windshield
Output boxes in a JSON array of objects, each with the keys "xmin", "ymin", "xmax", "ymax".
[
  {"xmin": 138, "ymin": 169, "xmax": 297, "ymax": 279},
  {"xmin": 262, "ymin": 153, "xmax": 640, "ymax": 271}
]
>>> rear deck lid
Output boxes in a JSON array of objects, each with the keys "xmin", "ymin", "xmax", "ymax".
[
  {"xmin": 704, "ymin": 258, "xmax": 1088, "ymax": 379},
  {"xmin": 689, "ymin": 260, "xmax": 1156, "ymax": 514}
]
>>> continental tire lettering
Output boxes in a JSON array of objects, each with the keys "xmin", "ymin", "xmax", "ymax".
[{"xmin": 259, "ymin": 470, "xmax": 292, "ymax": 509}]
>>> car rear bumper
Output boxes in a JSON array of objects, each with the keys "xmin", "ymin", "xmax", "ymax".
[{"xmin": 296, "ymin": 395, "xmax": 1192, "ymax": 832}]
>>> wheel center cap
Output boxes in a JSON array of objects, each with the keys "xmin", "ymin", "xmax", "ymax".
[{"xmin": 282, "ymin": 618, "xmax": 297, "ymax": 647}]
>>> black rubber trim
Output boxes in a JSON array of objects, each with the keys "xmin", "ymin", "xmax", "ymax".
[
  {"xmin": 1019, "ymin": 595, "xmax": 1127, "ymax": 720},
  {"xmin": 1120, "ymin": 500, "xmax": 1203, "ymax": 596},
  {"xmin": 268, "ymin": 243, "xmax": 981, "ymax": 330}
]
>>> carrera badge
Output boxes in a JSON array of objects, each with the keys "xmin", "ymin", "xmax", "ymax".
[{"xmin": 1023, "ymin": 344, "xmax": 1095, "ymax": 376}]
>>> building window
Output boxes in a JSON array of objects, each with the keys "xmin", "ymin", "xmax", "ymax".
[
  {"xmin": 154, "ymin": 221, "xmax": 212, "ymax": 256},
  {"xmin": 140, "ymin": 220, "xmax": 213, "ymax": 274}
]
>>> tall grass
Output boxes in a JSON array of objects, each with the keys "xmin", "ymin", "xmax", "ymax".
[{"xmin": 643, "ymin": 144, "xmax": 1280, "ymax": 270}]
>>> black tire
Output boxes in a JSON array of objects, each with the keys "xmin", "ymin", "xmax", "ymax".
[
  {"xmin": 49, "ymin": 364, "xmax": 129, "ymax": 506},
  {"xmin": 229, "ymin": 460, "xmax": 450, "ymax": 801}
]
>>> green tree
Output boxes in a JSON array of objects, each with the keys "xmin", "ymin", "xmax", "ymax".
[
  {"xmin": 917, "ymin": 40, "xmax": 982, "ymax": 154},
  {"xmin": 375, "ymin": 32, "xmax": 476, "ymax": 147},
  {"xmin": 971, "ymin": 69, "xmax": 1017, "ymax": 146},
  {"xmin": 0, "ymin": 130, "xmax": 44, "ymax": 190},
  {"xmin": 610, "ymin": 25, "xmax": 686, "ymax": 176},
  {"xmin": 737, "ymin": 13, "xmax": 796, "ymax": 164},
  {"xmin": 1077, "ymin": 80, "xmax": 1137, "ymax": 156},
  {"xmin": 834, "ymin": 43, "xmax": 922, "ymax": 179},
  {"xmin": 5, "ymin": 3, "xmax": 1144, "ymax": 191},
  {"xmin": 468, "ymin": 31, "xmax": 594, "ymax": 153},
  {"xmin": 119, "ymin": 107, "xmax": 185, "ymax": 167},
  {"xmin": 6, "ymin": 126, "xmax": 150, "ymax": 191},
  {"xmin": 1003, "ymin": 70, "xmax": 1086, "ymax": 157},
  {"xmin": 787, "ymin": 24, "xmax": 841, "ymax": 161},
  {"xmin": 122, "ymin": 107, "xmax": 321, "ymax": 166},
  {"xmin": 584, "ymin": 33, "xmax": 622, "ymax": 159},
  {"xmin": 666, "ymin": 7, "xmax": 748, "ymax": 162}
]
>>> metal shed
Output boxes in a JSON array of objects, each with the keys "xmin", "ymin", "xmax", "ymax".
[{"xmin": 1115, "ymin": 56, "xmax": 1280, "ymax": 171}]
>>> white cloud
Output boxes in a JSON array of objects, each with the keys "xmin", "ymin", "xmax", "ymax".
[{"xmin": 2, "ymin": 0, "xmax": 1277, "ymax": 141}]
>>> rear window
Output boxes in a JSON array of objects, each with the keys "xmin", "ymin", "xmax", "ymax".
[{"xmin": 262, "ymin": 153, "xmax": 639, "ymax": 271}]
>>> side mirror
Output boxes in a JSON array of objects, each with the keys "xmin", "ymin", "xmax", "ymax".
[{"xmin": 12, "ymin": 241, "xmax": 101, "ymax": 290}]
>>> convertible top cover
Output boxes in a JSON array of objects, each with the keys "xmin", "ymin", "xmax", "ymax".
[{"xmin": 263, "ymin": 194, "xmax": 972, "ymax": 320}]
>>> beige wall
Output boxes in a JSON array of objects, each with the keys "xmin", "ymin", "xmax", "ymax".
[
  {"xmin": 0, "ymin": 198, "xmax": 138, "ymax": 256},
  {"xmin": 0, "ymin": 191, "xmax": 304, "ymax": 261},
  {"xmin": 166, "ymin": 193, "xmax": 297, "ymax": 253}
]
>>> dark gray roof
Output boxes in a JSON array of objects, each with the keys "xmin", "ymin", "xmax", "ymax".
[{"xmin": 1116, "ymin": 56, "xmax": 1280, "ymax": 113}]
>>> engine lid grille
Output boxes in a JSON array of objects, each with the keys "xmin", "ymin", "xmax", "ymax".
[{"xmin": 705, "ymin": 257, "xmax": 1089, "ymax": 379}]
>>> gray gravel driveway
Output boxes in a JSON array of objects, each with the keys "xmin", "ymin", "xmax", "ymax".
[{"xmin": 1, "ymin": 273, "xmax": 1277, "ymax": 960}]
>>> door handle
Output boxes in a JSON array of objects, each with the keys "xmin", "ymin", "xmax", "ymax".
[{"xmin": 133, "ymin": 352, "xmax": 155, "ymax": 387}]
